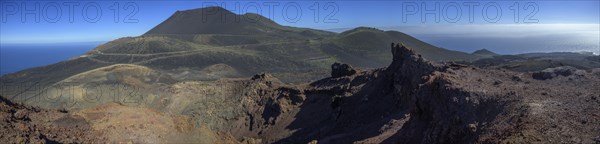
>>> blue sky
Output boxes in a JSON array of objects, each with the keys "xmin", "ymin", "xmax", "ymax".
[{"xmin": 0, "ymin": 0, "xmax": 598, "ymax": 43}]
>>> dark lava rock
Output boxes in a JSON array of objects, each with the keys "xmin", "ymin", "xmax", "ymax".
[
  {"xmin": 252, "ymin": 73, "xmax": 272, "ymax": 80},
  {"xmin": 251, "ymin": 73, "xmax": 281, "ymax": 86},
  {"xmin": 532, "ymin": 66, "xmax": 578, "ymax": 80},
  {"xmin": 512, "ymin": 74, "xmax": 523, "ymax": 82},
  {"xmin": 493, "ymin": 80, "xmax": 503, "ymax": 85},
  {"xmin": 331, "ymin": 63, "xmax": 356, "ymax": 78},
  {"xmin": 13, "ymin": 110, "xmax": 28, "ymax": 120}
]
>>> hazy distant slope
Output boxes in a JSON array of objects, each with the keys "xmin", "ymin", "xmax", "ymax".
[
  {"xmin": 472, "ymin": 49, "xmax": 499, "ymax": 58},
  {"xmin": 469, "ymin": 52, "xmax": 600, "ymax": 71},
  {"xmin": 330, "ymin": 27, "xmax": 479, "ymax": 63}
]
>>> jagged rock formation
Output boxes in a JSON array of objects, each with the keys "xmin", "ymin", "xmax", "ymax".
[
  {"xmin": 171, "ymin": 42, "xmax": 597, "ymax": 143},
  {"xmin": 330, "ymin": 63, "xmax": 357, "ymax": 78},
  {"xmin": 242, "ymin": 42, "xmax": 600, "ymax": 143}
]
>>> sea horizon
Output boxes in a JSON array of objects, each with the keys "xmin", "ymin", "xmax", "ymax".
[{"xmin": 0, "ymin": 41, "xmax": 105, "ymax": 75}]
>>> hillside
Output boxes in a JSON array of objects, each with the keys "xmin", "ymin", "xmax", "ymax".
[
  {"xmin": 0, "ymin": 95, "xmax": 234, "ymax": 143},
  {"xmin": 472, "ymin": 49, "xmax": 499, "ymax": 58},
  {"xmin": 328, "ymin": 27, "xmax": 479, "ymax": 65},
  {"xmin": 2, "ymin": 43, "xmax": 599, "ymax": 143},
  {"xmin": 1, "ymin": 7, "xmax": 483, "ymax": 89},
  {"xmin": 468, "ymin": 52, "xmax": 600, "ymax": 72}
]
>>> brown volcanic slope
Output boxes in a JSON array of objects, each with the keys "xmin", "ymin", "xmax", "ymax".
[
  {"xmin": 0, "ymin": 96, "xmax": 106, "ymax": 143},
  {"xmin": 2, "ymin": 43, "xmax": 599, "ymax": 143},
  {"xmin": 0, "ymin": 95, "xmax": 236, "ymax": 143}
]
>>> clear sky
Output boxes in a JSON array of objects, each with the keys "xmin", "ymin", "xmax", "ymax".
[{"xmin": 0, "ymin": 0, "xmax": 598, "ymax": 43}]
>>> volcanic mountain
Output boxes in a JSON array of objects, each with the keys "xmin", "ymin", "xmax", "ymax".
[
  {"xmin": 146, "ymin": 7, "xmax": 295, "ymax": 36},
  {"xmin": 1, "ymin": 6, "xmax": 483, "ymax": 88}
]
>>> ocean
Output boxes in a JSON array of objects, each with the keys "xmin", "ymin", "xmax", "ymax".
[
  {"xmin": 411, "ymin": 34, "xmax": 600, "ymax": 55},
  {"xmin": 0, "ymin": 42, "xmax": 103, "ymax": 75},
  {"xmin": 381, "ymin": 24, "xmax": 600, "ymax": 55}
]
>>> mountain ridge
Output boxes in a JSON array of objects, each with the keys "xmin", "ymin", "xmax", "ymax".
[
  {"xmin": 0, "ymin": 6, "xmax": 484, "ymax": 103},
  {"xmin": 145, "ymin": 7, "xmax": 294, "ymax": 36}
]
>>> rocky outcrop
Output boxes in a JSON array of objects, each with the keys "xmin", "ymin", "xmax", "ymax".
[
  {"xmin": 331, "ymin": 63, "xmax": 357, "ymax": 78},
  {"xmin": 382, "ymin": 43, "xmax": 599, "ymax": 144},
  {"xmin": 385, "ymin": 43, "xmax": 494, "ymax": 143},
  {"xmin": 273, "ymin": 43, "xmax": 493, "ymax": 143},
  {"xmin": 0, "ymin": 96, "xmax": 106, "ymax": 143},
  {"xmin": 387, "ymin": 43, "xmax": 443, "ymax": 108},
  {"xmin": 532, "ymin": 66, "xmax": 584, "ymax": 80}
]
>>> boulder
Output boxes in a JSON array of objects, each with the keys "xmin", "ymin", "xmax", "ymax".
[
  {"xmin": 331, "ymin": 63, "xmax": 356, "ymax": 78},
  {"xmin": 251, "ymin": 73, "xmax": 281, "ymax": 86},
  {"xmin": 532, "ymin": 66, "xmax": 581, "ymax": 80},
  {"xmin": 251, "ymin": 73, "xmax": 273, "ymax": 80}
]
